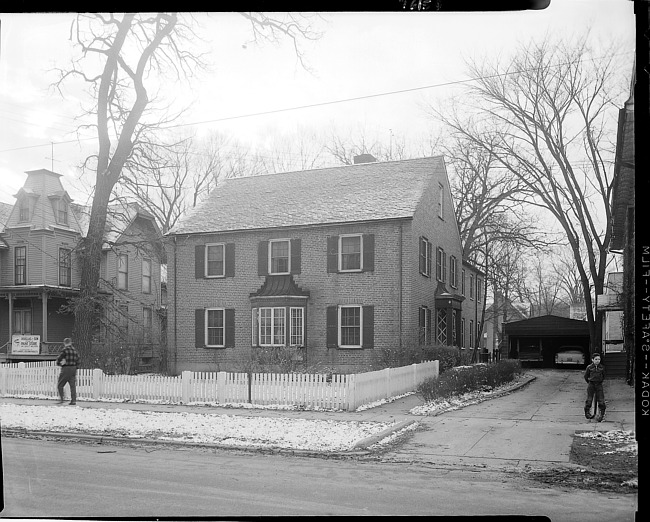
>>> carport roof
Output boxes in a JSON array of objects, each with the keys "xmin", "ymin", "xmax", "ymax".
[{"xmin": 503, "ymin": 314, "xmax": 590, "ymax": 337}]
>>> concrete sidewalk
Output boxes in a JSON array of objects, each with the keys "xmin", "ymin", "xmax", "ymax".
[{"xmin": 1, "ymin": 369, "xmax": 635, "ymax": 467}]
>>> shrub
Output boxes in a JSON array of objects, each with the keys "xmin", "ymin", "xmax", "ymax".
[{"xmin": 417, "ymin": 359, "xmax": 522, "ymax": 403}]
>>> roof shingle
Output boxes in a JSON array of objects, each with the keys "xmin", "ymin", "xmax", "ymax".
[{"xmin": 169, "ymin": 156, "xmax": 446, "ymax": 235}]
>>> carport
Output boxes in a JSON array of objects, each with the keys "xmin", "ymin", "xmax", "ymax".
[{"xmin": 503, "ymin": 315, "xmax": 590, "ymax": 368}]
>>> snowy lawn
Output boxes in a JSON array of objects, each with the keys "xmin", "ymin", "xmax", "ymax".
[{"xmin": 0, "ymin": 403, "xmax": 397, "ymax": 452}]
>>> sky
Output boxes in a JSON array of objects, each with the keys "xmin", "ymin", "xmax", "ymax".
[{"xmin": 0, "ymin": 2, "xmax": 635, "ymax": 206}]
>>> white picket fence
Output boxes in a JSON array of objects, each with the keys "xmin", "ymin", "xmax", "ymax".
[{"xmin": 0, "ymin": 360, "xmax": 439, "ymax": 411}]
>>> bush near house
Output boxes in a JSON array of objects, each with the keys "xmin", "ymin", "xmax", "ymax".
[
  {"xmin": 372, "ymin": 343, "xmax": 473, "ymax": 371},
  {"xmin": 417, "ymin": 359, "xmax": 522, "ymax": 403}
]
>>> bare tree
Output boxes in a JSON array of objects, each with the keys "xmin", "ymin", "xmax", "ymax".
[
  {"xmin": 55, "ymin": 13, "xmax": 322, "ymax": 361},
  {"xmin": 432, "ymin": 33, "xmax": 627, "ymax": 353},
  {"xmin": 325, "ymin": 127, "xmax": 409, "ymax": 165}
]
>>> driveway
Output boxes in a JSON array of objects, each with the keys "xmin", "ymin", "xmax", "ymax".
[{"xmin": 381, "ymin": 369, "xmax": 635, "ymax": 470}]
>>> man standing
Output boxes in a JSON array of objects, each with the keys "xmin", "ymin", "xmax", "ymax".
[{"xmin": 56, "ymin": 337, "xmax": 80, "ymax": 405}]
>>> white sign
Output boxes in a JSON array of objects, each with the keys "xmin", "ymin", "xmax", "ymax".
[{"xmin": 12, "ymin": 335, "xmax": 41, "ymax": 355}]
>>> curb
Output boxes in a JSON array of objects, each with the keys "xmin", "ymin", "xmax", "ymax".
[{"xmin": 352, "ymin": 419, "xmax": 420, "ymax": 450}]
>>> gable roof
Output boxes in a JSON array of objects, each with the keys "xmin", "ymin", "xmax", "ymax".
[{"xmin": 169, "ymin": 156, "xmax": 447, "ymax": 235}]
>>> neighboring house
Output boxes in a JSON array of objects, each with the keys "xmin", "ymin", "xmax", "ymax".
[
  {"xmin": 604, "ymin": 63, "xmax": 635, "ymax": 384},
  {"xmin": 166, "ymin": 155, "xmax": 484, "ymax": 374},
  {"xmin": 483, "ymin": 295, "xmax": 530, "ymax": 360},
  {"xmin": 0, "ymin": 169, "xmax": 165, "ymax": 372}
]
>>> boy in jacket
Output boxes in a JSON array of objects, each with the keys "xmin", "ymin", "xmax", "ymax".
[{"xmin": 584, "ymin": 353, "xmax": 606, "ymax": 421}]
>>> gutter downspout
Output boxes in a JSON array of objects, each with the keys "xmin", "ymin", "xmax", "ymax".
[{"xmin": 398, "ymin": 222, "xmax": 403, "ymax": 350}]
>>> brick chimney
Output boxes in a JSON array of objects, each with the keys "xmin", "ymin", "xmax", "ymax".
[{"xmin": 353, "ymin": 153, "xmax": 377, "ymax": 164}]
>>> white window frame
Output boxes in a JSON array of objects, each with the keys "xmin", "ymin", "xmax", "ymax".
[
  {"xmin": 420, "ymin": 237, "xmax": 431, "ymax": 277},
  {"xmin": 205, "ymin": 308, "xmax": 225, "ymax": 348},
  {"xmin": 257, "ymin": 307, "xmax": 286, "ymax": 347},
  {"xmin": 290, "ymin": 307, "xmax": 304, "ymax": 346},
  {"xmin": 205, "ymin": 243, "xmax": 225, "ymax": 278},
  {"xmin": 269, "ymin": 239, "xmax": 291, "ymax": 275},
  {"xmin": 117, "ymin": 254, "xmax": 128, "ymax": 290},
  {"xmin": 142, "ymin": 258, "xmax": 152, "ymax": 293},
  {"xmin": 436, "ymin": 308, "xmax": 447, "ymax": 345},
  {"xmin": 339, "ymin": 234, "xmax": 363, "ymax": 272},
  {"xmin": 338, "ymin": 305, "xmax": 362, "ymax": 348}
]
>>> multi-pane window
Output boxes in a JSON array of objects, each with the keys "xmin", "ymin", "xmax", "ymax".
[
  {"xmin": 436, "ymin": 308, "xmax": 447, "ymax": 345},
  {"xmin": 339, "ymin": 235, "xmax": 362, "ymax": 271},
  {"xmin": 13, "ymin": 309, "xmax": 32, "ymax": 334},
  {"xmin": 469, "ymin": 320, "xmax": 474, "ymax": 348},
  {"xmin": 56, "ymin": 199, "xmax": 68, "ymax": 225},
  {"xmin": 450, "ymin": 256, "xmax": 458, "ymax": 288},
  {"xmin": 339, "ymin": 305, "xmax": 362, "ymax": 347},
  {"xmin": 477, "ymin": 277, "xmax": 483, "ymax": 302},
  {"xmin": 419, "ymin": 306, "xmax": 432, "ymax": 344},
  {"xmin": 270, "ymin": 239, "xmax": 290, "ymax": 274},
  {"xmin": 290, "ymin": 307, "xmax": 304, "ymax": 346},
  {"xmin": 59, "ymin": 248, "xmax": 72, "ymax": 287},
  {"xmin": 142, "ymin": 259, "xmax": 152, "ymax": 293},
  {"xmin": 15, "ymin": 246, "xmax": 26, "ymax": 285},
  {"xmin": 143, "ymin": 307, "xmax": 153, "ymax": 344},
  {"xmin": 438, "ymin": 183, "xmax": 444, "ymax": 218},
  {"xmin": 419, "ymin": 237, "xmax": 432, "ymax": 277},
  {"xmin": 469, "ymin": 274, "xmax": 474, "ymax": 300},
  {"xmin": 461, "ymin": 317, "xmax": 466, "ymax": 347},
  {"xmin": 19, "ymin": 199, "xmax": 30, "ymax": 222},
  {"xmin": 206, "ymin": 243, "xmax": 224, "ymax": 277},
  {"xmin": 206, "ymin": 308, "xmax": 225, "ymax": 347},
  {"xmin": 436, "ymin": 247, "xmax": 447, "ymax": 282},
  {"xmin": 117, "ymin": 254, "xmax": 129, "ymax": 290},
  {"xmin": 259, "ymin": 307, "xmax": 286, "ymax": 346}
]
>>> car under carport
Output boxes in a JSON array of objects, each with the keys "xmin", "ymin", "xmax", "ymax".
[{"xmin": 503, "ymin": 315, "xmax": 590, "ymax": 368}]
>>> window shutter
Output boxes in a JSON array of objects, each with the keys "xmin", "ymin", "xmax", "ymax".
[
  {"xmin": 258, "ymin": 241, "xmax": 268, "ymax": 276},
  {"xmin": 251, "ymin": 308, "xmax": 259, "ymax": 347},
  {"xmin": 225, "ymin": 243, "xmax": 235, "ymax": 277},
  {"xmin": 225, "ymin": 309, "xmax": 235, "ymax": 348},
  {"xmin": 326, "ymin": 236, "xmax": 338, "ymax": 273},
  {"xmin": 427, "ymin": 242, "xmax": 432, "ymax": 278},
  {"xmin": 362, "ymin": 306, "xmax": 374, "ymax": 348},
  {"xmin": 195, "ymin": 309, "xmax": 205, "ymax": 348},
  {"xmin": 195, "ymin": 245, "xmax": 205, "ymax": 279},
  {"xmin": 362, "ymin": 234, "xmax": 374, "ymax": 272},
  {"xmin": 426, "ymin": 307, "xmax": 432, "ymax": 344},
  {"xmin": 291, "ymin": 238, "xmax": 301, "ymax": 274},
  {"xmin": 326, "ymin": 306, "xmax": 338, "ymax": 347},
  {"xmin": 419, "ymin": 238, "xmax": 425, "ymax": 274}
]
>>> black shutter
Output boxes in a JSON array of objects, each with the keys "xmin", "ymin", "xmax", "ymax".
[
  {"xmin": 225, "ymin": 243, "xmax": 235, "ymax": 277},
  {"xmin": 363, "ymin": 306, "xmax": 374, "ymax": 348},
  {"xmin": 225, "ymin": 309, "xmax": 235, "ymax": 347},
  {"xmin": 419, "ymin": 238, "xmax": 425, "ymax": 274},
  {"xmin": 326, "ymin": 306, "xmax": 338, "ymax": 347},
  {"xmin": 426, "ymin": 307, "xmax": 432, "ymax": 344},
  {"xmin": 427, "ymin": 242, "xmax": 432, "ymax": 278},
  {"xmin": 327, "ymin": 236, "xmax": 338, "ymax": 273},
  {"xmin": 195, "ymin": 309, "xmax": 205, "ymax": 348},
  {"xmin": 258, "ymin": 241, "xmax": 268, "ymax": 276},
  {"xmin": 363, "ymin": 234, "xmax": 374, "ymax": 272},
  {"xmin": 195, "ymin": 245, "xmax": 205, "ymax": 279},
  {"xmin": 291, "ymin": 238, "xmax": 301, "ymax": 274}
]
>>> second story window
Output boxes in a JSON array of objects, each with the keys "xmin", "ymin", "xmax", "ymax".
[
  {"xmin": 205, "ymin": 243, "xmax": 224, "ymax": 277},
  {"xmin": 19, "ymin": 199, "xmax": 30, "ymax": 222},
  {"xmin": 461, "ymin": 269, "xmax": 466, "ymax": 296},
  {"xmin": 269, "ymin": 239, "xmax": 290, "ymax": 274},
  {"xmin": 436, "ymin": 247, "xmax": 447, "ymax": 282},
  {"xmin": 118, "ymin": 254, "xmax": 128, "ymax": 290},
  {"xmin": 477, "ymin": 277, "xmax": 483, "ymax": 302},
  {"xmin": 142, "ymin": 259, "xmax": 152, "ymax": 293},
  {"xmin": 15, "ymin": 246, "xmax": 26, "ymax": 285},
  {"xmin": 419, "ymin": 237, "xmax": 432, "ymax": 277},
  {"xmin": 59, "ymin": 248, "xmax": 72, "ymax": 287},
  {"xmin": 450, "ymin": 256, "xmax": 458, "ymax": 288},
  {"xmin": 340, "ymin": 234, "xmax": 362, "ymax": 272},
  {"xmin": 469, "ymin": 274, "xmax": 475, "ymax": 300}
]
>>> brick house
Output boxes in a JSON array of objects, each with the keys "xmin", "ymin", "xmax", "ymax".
[
  {"xmin": 0, "ymin": 168, "xmax": 165, "ymax": 371},
  {"xmin": 166, "ymin": 156, "xmax": 484, "ymax": 374}
]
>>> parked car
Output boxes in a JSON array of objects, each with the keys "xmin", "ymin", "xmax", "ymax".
[{"xmin": 555, "ymin": 347, "xmax": 586, "ymax": 367}]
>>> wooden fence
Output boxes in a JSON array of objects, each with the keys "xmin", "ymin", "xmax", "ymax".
[{"xmin": 0, "ymin": 360, "xmax": 438, "ymax": 411}]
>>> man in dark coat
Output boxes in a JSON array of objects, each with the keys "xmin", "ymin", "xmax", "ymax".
[{"xmin": 55, "ymin": 337, "xmax": 80, "ymax": 405}]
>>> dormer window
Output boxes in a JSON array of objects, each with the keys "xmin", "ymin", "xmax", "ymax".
[
  {"xmin": 18, "ymin": 198, "xmax": 30, "ymax": 222},
  {"xmin": 54, "ymin": 199, "xmax": 68, "ymax": 225}
]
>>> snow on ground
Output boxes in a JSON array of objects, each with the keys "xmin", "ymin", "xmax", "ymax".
[{"xmin": 0, "ymin": 403, "xmax": 396, "ymax": 452}]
